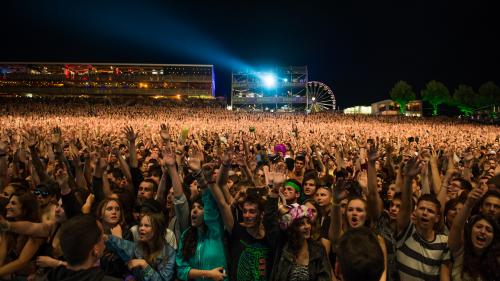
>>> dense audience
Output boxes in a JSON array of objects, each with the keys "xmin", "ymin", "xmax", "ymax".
[{"xmin": 0, "ymin": 97, "xmax": 498, "ymax": 281}]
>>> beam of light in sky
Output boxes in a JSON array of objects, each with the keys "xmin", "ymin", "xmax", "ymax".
[{"xmin": 30, "ymin": 2, "xmax": 251, "ymax": 70}]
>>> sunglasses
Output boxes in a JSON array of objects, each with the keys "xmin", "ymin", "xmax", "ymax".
[{"xmin": 33, "ymin": 189, "xmax": 50, "ymax": 198}]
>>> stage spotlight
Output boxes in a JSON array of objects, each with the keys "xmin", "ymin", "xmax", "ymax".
[
  {"xmin": 262, "ymin": 74, "xmax": 276, "ymax": 88},
  {"xmin": 312, "ymin": 97, "xmax": 316, "ymax": 101},
  {"xmin": 283, "ymin": 78, "xmax": 288, "ymax": 82}
]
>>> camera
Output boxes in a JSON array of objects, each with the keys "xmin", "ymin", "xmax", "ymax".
[{"xmin": 269, "ymin": 154, "xmax": 280, "ymax": 163}]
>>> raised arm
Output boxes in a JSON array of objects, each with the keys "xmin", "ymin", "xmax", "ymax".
[
  {"xmin": 217, "ymin": 149, "xmax": 235, "ymax": 205},
  {"xmin": 24, "ymin": 129, "xmax": 50, "ymax": 183},
  {"xmin": 397, "ymin": 158, "xmax": 420, "ymax": 234},
  {"xmin": 448, "ymin": 185, "xmax": 486, "ymax": 254},
  {"xmin": 330, "ymin": 178, "xmax": 348, "ymax": 247},
  {"xmin": 113, "ymin": 147, "xmax": 132, "ymax": 182},
  {"xmin": 367, "ymin": 144, "xmax": 383, "ymax": 221},
  {"xmin": 123, "ymin": 126, "xmax": 138, "ymax": 169},
  {"xmin": 263, "ymin": 171, "xmax": 286, "ymax": 247},
  {"xmin": 0, "ymin": 216, "xmax": 54, "ymax": 238}
]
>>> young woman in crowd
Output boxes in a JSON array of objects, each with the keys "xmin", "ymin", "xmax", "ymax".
[
  {"xmin": 0, "ymin": 192, "xmax": 43, "ymax": 280},
  {"xmin": 448, "ymin": 185, "xmax": 500, "ymax": 281},
  {"xmin": 104, "ymin": 212, "xmax": 176, "ymax": 281},
  {"xmin": 264, "ymin": 176, "xmax": 332, "ymax": 281},
  {"xmin": 96, "ymin": 198, "xmax": 134, "ymax": 279},
  {"xmin": 175, "ymin": 159, "xmax": 228, "ymax": 281}
]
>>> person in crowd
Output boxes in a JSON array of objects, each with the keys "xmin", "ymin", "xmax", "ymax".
[
  {"xmin": 0, "ymin": 192, "xmax": 44, "ymax": 280},
  {"xmin": 396, "ymin": 158, "xmax": 451, "ymax": 281},
  {"xmin": 105, "ymin": 212, "xmax": 176, "ymax": 281},
  {"xmin": 479, "ymin": 190, "xmax": 500, "ymax": 221},
  {"xmin": 43, "ymin": 215, "xmax": 118, "ymax": 281},
  {"xmin": 175, "ymin": 157, "xmax": 228, "ymax": 281},
  {"xmin": 335, "ymin": 227, "xmax": 385, "ymax": 281},
  {"xmin": 448, "ymin": 184, "xmax": 500, "ymax": 281},
  {"xmin": 0, "ymin": 97, "xmax": 499, "ymax": 281},
  {"xmin": 96, "ymin": 198, "xmax": 134, "ymax": 279},
  {"xmin": 264, "ymin": 173, "xmax": 331, "ymax": 281}
]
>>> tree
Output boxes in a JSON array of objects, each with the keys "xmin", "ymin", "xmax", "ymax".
[
  {"xmin": 477, "ymin": 81, "xmax": 500, "ymax": 108},
  {"xmin": 421, "ymin": 80, "xmax": 450, "ymax": 116},
  {"xmin": 389, "ymin": 80, "xmax": 416, "ymax": 113},
  {"xmin": 452, "ymin": 84, "xmax": 475, "ymax": 116}
]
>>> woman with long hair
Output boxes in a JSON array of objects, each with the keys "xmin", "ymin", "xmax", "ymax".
[
  {"xmin": 0, "ymin": 191, "xmax": 43, "ymax": 280},
  {"xmin": 448, "ymin": 186, "xmax": 500, "ymax": 281},
  {"xmin": 96, "ymin": 198, "xmax": 133, "ymax": 279},
  {"xmin": 104, "ymin": 212, "xmax": 175, "ymax": 281},
  {"xmin": 175, "ymin": 163, "xmax": 228, "ymax": 281},
  {"xmin": 265, "ymin": 179, "xmax": 331, "ymax": 281},
  {"xmin": 0, "ymin": 198, "xmax": 69, "ymax": 280},
  {"xmin": 302, "ymin": 199, "xmax": 331, "ymax": 256}
]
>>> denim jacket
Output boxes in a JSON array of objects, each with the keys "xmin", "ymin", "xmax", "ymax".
[{"xmin": 106, "ymin": 235, "xmax": 176, "ymax": 281}]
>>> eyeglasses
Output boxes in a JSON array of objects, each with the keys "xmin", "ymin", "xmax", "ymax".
[{"xmin": 33, "ymin": 189, "xmax": 50, "ymax": 198}]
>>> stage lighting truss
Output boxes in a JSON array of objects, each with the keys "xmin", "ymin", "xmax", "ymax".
[{"xmin": 306, "ymin": 81, "xmax": 336, "ymax": 112}]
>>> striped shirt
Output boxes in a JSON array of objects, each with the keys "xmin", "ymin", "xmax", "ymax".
[{"xmin": 396, "ymin": 223, "xmax": 450, "ymax": 281}]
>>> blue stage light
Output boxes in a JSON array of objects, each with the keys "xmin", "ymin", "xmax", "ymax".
[{"xmin": 262, "ymin": 74, "xmax": 276, "ymax": 88}]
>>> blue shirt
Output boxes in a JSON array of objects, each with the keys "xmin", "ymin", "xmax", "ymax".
[{"xmin": 106, "ymin": 235, "xmax": 176, "ymax": 281}]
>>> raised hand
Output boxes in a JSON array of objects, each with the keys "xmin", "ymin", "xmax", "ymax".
[
  {"xmin": 51, "ymin": 126, "xmax": 62, "ymax": 145},
  {"xmin": 23, "ymin": 128, "xmax": 39, "ymax": 148},
  {"xmin": 54, "ymin": 167, "xmax": 69, "ymax": 188},
  {"xmin": 267, "ymin": 170, "xmax": 286, "ymax": 187},
  {"xmin": 357, "ymin": 170, "xmax": 368, "ymax": 189},
  {"xmin": 161, "ymin": 148, "xmax": 176, "ymax": 167},
  {"xmin": 466, "ymin": 185, "xmax": 487, "ymax": 206},
  {"xmin": 160, "ymin": 123, "xmax": 170, "ymax": 141},
  {"xmin": 222, "ymin": 148, "xmax": 233, "ymax": 165},
  {"xmin": 188, "ymin": 157, "xmax": 202, "ymax": 172},
  {"xmin": 367, "ymin": 143, "xmax": 379, "ymax": 163},
  {"xmin": 122, "ymin": 126, "xmax": 138, "ymax": 144},
  {"xmin": 403, "ymin": 157, "xmax": 421, "ymax": 178}
]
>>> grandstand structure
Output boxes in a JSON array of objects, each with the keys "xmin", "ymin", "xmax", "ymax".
[
  {"xmin": 231, "ymin": 66, "xmax": 309, "ymax": 111},
  {"xmin": 0, "ymin": 62, "xmax": 215, "ymax": 99}
]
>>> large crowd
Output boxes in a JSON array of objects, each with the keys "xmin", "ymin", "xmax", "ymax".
[{"xmin": 0, "ymin": 98, "xmax": 498, "ymax": 281}]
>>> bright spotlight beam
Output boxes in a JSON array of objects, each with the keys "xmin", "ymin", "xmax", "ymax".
[{"xmin": 262, "ymin": 74, "xmax": 277, "ymax": 88}]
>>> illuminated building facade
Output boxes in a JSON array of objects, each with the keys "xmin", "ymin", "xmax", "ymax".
[{"xmin": 0, "ymin": 62, "xmax": 214, "ymax": 99}]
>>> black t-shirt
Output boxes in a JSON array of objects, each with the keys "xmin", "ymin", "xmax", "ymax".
[{"xmin": 228, "ymin": 221, "xmax": 271, "ymax": 281}]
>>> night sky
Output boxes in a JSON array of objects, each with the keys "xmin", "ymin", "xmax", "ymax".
[{"xmin": 1, "ymin": 1, "xmax": 499, "ymax": 109}]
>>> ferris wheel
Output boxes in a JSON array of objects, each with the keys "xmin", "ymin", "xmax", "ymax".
[{"xmin": 306, "ymin": 81, "xmax": 336, "ymax": 112}]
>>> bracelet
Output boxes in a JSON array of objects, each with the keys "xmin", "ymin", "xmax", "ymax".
[{"xmin": 0, "ymin": 221, "xmax": 11, "ymax": 232}]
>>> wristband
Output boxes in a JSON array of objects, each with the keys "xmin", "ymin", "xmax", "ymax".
[{"xmin": 0, "ymin": 221, "xmax": 11, "ymax": 232}]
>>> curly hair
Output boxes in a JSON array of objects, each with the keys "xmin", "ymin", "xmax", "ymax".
[{"xmin": 462, "ymin": 214, "xmax": 500, "ymax": 281}]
